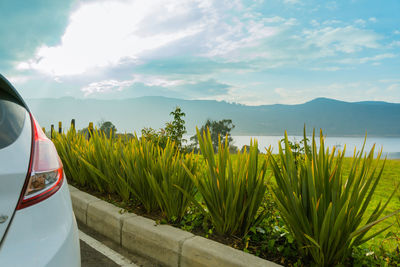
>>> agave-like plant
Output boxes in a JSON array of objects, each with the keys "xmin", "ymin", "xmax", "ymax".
[
  {"xmin": 55, "ymin": 127, "xmax": 200, "ymax": 220},
  {"xmin": 145, "ymin": 139, "xmax": 199, "ymax": 221},
  {"xmin": 118, "ymin": 136, "xmax": 160, "ymax": 212},
  {"xmin": 269, "ymin": 129, "xmax": 400, "ymax": 266},
  {"xmin": 53, "ymin": 128, "xmax": 93, "ymax": 188},
  {"xmin": 183, "ymin": 128, "xmax": 269, "ymax": 236},
  {"xmin": 79, "ymin": 130, "xmax": 132, "ymax": 201}
]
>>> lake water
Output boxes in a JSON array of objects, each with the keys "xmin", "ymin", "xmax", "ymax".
[
  {"xmin": 184, "ymin": 135, "xmax": 400, "ymax": 159},
  {"xmin": 233, "ymin": 136, "xmax": 400, "ymax": 159}
]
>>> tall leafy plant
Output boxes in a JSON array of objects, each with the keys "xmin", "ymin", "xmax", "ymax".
[
  {"xmin": 269, "ymin": 130, "xmax": 400, "ymax": 266},
  {"xmin": 183, "ymin": 128, "xmax": 269, "ymax": 236},
  {"xmin": 165, "ymin": 106, "xmax": 187, "ymax": 149},
  {"xmin": 79, "ymin": 130, "xmax": 131, "ymax": 201},
  {"xmin": 53, "ymin": 128, "xmax": 95, "ymax": 189},
  {"xmin": 146, "ymin": 140, "xmax": 199, "ymax": 221},
  {"xmin": 55, "ymin": 127, "xmax": 200, "ymax": 219},
  {"xmin": 119, "ymin": 135, "xmax": 199, "ymax": 218},
  {"xmin": 118, "ymin": 135, "xmax": 160, "ymax": 212}
]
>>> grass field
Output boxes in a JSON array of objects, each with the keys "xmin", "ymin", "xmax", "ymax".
[{"xmin": 350, "ymin": 158, "xmax": 400, "ymax": 250}]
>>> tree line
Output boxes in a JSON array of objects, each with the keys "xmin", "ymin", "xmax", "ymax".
[{"xmin": 93, "ymin": 106, "xmax": 238, "ymax": 153}]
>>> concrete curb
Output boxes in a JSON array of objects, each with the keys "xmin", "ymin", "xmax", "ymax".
[{"xmin": 69, "ymin": 185, "xmax": 281, "ymax": 267}]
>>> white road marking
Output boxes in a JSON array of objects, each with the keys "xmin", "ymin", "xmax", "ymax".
[{"xmin": 79, "ymin": 230, "xmax": 138, "ymax": 267}]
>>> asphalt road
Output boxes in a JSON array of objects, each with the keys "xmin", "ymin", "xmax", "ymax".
[
  {"xmin": 78, "ymin": 223, "xmax": 159, "ymax": 267},
  {"xmin": 80, "ymin": 240, "xmax": 120, "ymax": 267}
]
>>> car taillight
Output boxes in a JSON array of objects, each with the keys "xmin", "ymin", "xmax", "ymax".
[{"xmin": 17, "ymin": 114, "xmax": 64, "ymax": 210}]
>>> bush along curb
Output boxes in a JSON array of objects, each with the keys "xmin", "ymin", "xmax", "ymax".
[{"xmin": 69, "ymin": 185, "xmax": 281, "ymax": 267}]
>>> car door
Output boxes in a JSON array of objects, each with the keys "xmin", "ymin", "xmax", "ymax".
[{"xmin": 0, "ymin": 76, "xmax": 32, "ymax": 244}]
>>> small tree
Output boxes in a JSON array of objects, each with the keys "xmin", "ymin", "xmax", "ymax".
[
  {"xmin": 280, "ymin": 136, "xmax": 311, "ymax": 167},
  {"xmin": 141, "ymin": 127, "xmax": 168, "ymax": 148},
  {"xmin": 165, "ymin": 106, "xmax": 186, "ymax": 149},
  {"xmin": 98, "ymin": 120, "xmax": 117, "ymax": 138},
  {"xmin": 190, "ymin": 119, "xmax": 235, "ymax": 151},
  {"xmin": 141, "ymin": 106, "xmax": 187, "ymax": 149}
]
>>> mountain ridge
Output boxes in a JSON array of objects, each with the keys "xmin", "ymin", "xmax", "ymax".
[{"xmin": 26, "ymin": 96, "xmax": 400, "ymax": 137}]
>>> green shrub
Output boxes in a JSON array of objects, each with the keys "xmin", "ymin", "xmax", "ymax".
[
  {"xmin": 80, "ymin": 130, "xmax": 131, "ymax": 200},
  {"xmin": 120, "ymin": 137, "xmax": 199, "ymax": 219},
  {"xmin": 146, "ymin": 140, "xmax": 199, "ymax": 221},
  {"xmin": 53, "ymin": 128, "xmax": 102, "ymax": 190},
  {"xmin": 54, "ymin": 128, "xmax": 199, "ymax": 220},
  {"xmin": 183, "ymin": 128, "xmax": 269, "ymax": 236},
  {"xmin": 117, "ymin": 135, "xmax": 159, "ymax": 210},
  {"xmin": 268, "ymin": 130, "xmax": 399, "ymax": 266}
]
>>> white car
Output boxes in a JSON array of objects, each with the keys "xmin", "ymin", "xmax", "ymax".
[{"xmin": 0, "ymin": 75, "xmax": 80, "ymax": 266}]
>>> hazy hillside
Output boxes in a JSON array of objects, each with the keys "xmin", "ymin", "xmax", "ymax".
[{"xmin": 26, "ymin": 97, "xmax": 400, "ymax": 137}]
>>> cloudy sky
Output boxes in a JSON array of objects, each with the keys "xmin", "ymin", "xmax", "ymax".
[{"xmin": 2, "ymin": 0, "xmax": 399, "ymax": 105}]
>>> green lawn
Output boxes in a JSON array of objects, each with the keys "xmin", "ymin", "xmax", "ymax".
[{"xmin": 348, "ymin": 158, "xmax": 400, "ymax": 250}]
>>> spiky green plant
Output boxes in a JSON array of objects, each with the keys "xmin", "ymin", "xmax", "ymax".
[
  {"xmin": 53, "ymin": 128, "xmax": 95, "ymax": 188},
  {"xmin": 118, "ymin": 136, "xmax": 160, "ymax": 212},
  {"xmin": 145, "ymin": 140, "xmax": 199, "ymax": 221},
  {"xmin": 268, "ymin": 130, "xmax": 400, "ymax": 266},
  {"xmin": 78, "ymin": 130, "xmax": 131, "ymax": 201},
  {"xmin": 55, "ymin": 127, "xmax": 200, "ymax": 219},
  {"xmin": 183, "ymin": 128, "xmax": 269, "ymax": 236}
]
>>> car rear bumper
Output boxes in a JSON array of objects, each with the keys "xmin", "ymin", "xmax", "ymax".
[{"xmin": 0, "ymin": 179, "xmax": 80, "ymax": 267}]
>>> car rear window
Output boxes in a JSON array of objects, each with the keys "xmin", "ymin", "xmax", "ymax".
[{"xmin": 0, "ymin": 91, "xmax": 26, "ymax": 149}]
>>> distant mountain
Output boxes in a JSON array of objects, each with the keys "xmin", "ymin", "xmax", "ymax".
[{"xmin": 26, "ymin": 96, "xmax": 400, "ymax": 137}]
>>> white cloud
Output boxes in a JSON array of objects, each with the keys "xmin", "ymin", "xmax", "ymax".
[
  {"xmin": 81, "ymin": 75, "xmax": 187, "ymax": 96},
  {"xmin": 310, "ymin": 20, "xmax": 319, "ymax": 27},
  {"xmin": 13, "ymin": 0, "xmax": 390, "ymax": 98},
  {"xmin": 337, "ymin": 53, "xmax": 396, "ymax": 64},
  {"xmin": 203, "ymin": 19, "xmax": 282, "ymax": 58},
  {"xmin": 310, "ymin": 66, "xmax": 341, "ymax": 71},
  {"xmin": 262, "ymin": 16, "xmax": 286, "ymax": 23},
  {"xmin": 379, "ymin": 79, "xmax": 400, "ymax": 83},
  {"xmin": 223, "ymin": 0, "xmax": 244, "ymax": 10},
  {"xmin": 274, "ymin": 87, "xmax": 289, "ymax": 98},
  {"xmin": 132, "ymin": 75, "xmax": 186, "ymax": 87},
  {"xmin": 303, "ymin": 26, "xmax": 381, "ymax": 53},
  {"xmin": 354, "ymin": 19, "xmax": 366, "ymax": 26},
  {"xmin": 390, "ymin": 40, "xmax": 400, "ymax": 47},
  {"xmin": 17, "ymin": 0, "xmax": 296, "ymax": 76},
  {"xmin": 387, "ymin": 84, "xmax": 400, "ymax": 91},
  {"xmin": 322, "ymin": 19, "xmax": 342, "ymax": 25},
  {"xmin": 81, "ymin": 79, "xmax": 135, "ymax": 96},
  {"xmin": 283, "ymin": 18, "xmax": 298, "ymax": 26},
  {"xmin": 325, "ymin": 1, "xmax": 338, "ymax": 10},
  {"xmin": 203, "ymin": 16, "xmax": 299, "ymax": 60},
  {"xmin": 359, "ymin": 53, "xmax": 396, "ymax": 63},
  {"xmin": 18, "ymin": 0, "xmax": 205, "ymax": 76},
  {"xmin": 283, "ymin": 0, "xmax": 300, "ymax": 4},
  {"xmin": 354, "ymin": 17, "xmax": 376, "ymax": 26},
  {"xmin": 7, "ymin": 75, "xmax": 30, "ymax": 84}
]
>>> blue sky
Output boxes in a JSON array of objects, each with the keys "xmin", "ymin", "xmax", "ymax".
[{"xmin": 2, "ymin": 0, "xmax": 399, "ymax": 105}]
